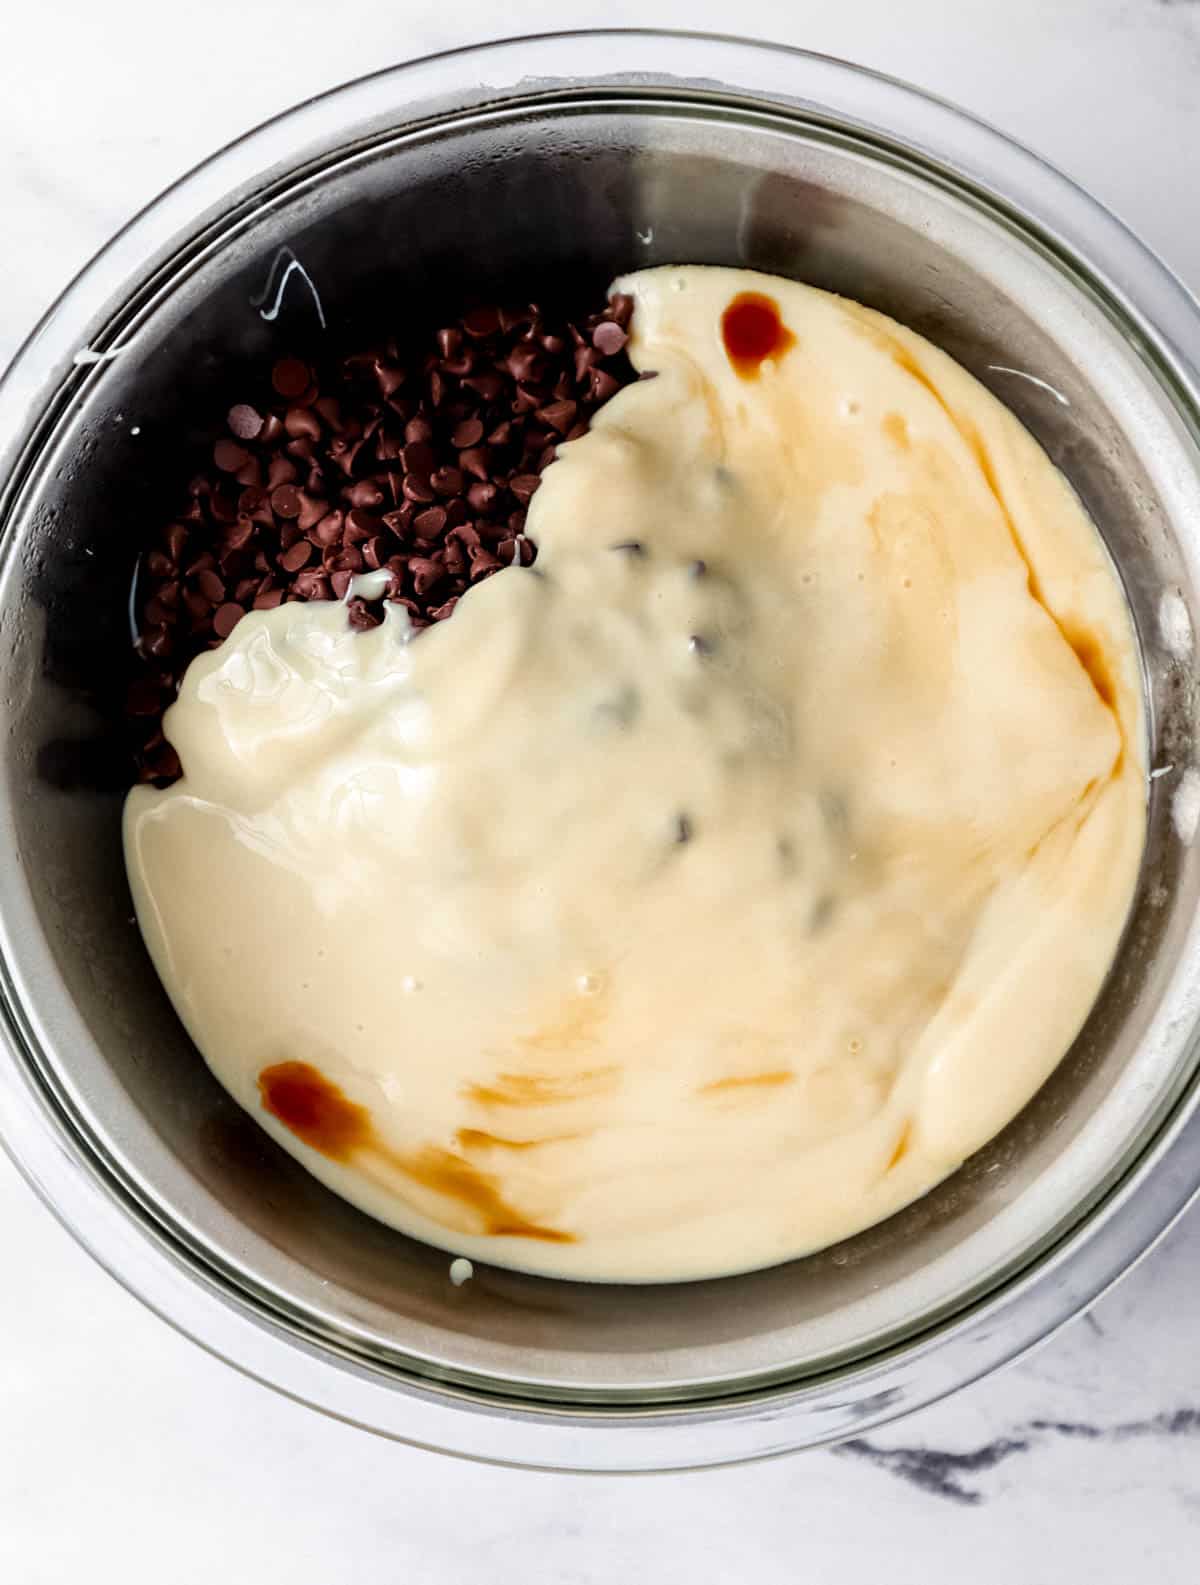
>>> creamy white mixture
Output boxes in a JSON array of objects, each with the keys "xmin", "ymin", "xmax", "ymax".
[{"xmin": 124, "ymin": 266, "xmax": 1145, "ymax": 1282}]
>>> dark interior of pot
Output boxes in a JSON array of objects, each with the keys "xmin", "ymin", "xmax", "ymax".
[{"xmin": 2, "ymin": 94, "xmax": 1199, "ymax": 1399}]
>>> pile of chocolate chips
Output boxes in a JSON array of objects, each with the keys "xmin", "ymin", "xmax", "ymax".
[{"xmin": 127, "ymin": 292, "xmax": 638, "ymax": 783}]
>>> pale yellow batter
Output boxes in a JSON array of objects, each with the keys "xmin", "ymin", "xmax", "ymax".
[{"xmin": 124, "ymin": 266, "xmax": 1145, "ymax": 1282}]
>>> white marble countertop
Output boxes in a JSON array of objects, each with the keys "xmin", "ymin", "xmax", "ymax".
[{"xmin": 2, "ymin": 1, "xmax": 1199, "ymax": 1578}]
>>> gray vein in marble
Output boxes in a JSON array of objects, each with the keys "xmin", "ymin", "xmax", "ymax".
[{"xmin": 834, "ymin": 1408, "xmax": 1200, "ymax": 1505}]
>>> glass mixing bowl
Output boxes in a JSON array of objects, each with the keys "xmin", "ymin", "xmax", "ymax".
[{"xmin": 2, "ymin": 31, "xmax": 1200, "ymax": 1471}]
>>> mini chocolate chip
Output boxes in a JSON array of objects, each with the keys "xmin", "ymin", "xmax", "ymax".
[
  {"xmin": 292, "ymin": 569, "xmax": 330, "ymax": 600},
  {"xmin": 285, "ymin": 406, "xmax": 322, "ymax": 441},
  {"xmin": 143, "ymin": 626, "xmax": 173, "ymax": 659},
  {"xmin": 536, "ymin": 399, "xmax": 577, "ymax": 435},
  {"xmin": 610, "ymin": 541, "xmax": 645, "ymax": 556},
  {"xmin": 163, "ymin": 523, "xmax": 189, "ymax": 562},
  {"xmin": 270, "ymin": 484, "xmax": 302, "ymax": 519},
  {"xmin": 313, "ymin": 510, "xmax": 344, "ymax": 547},
  {"xmin": 279, "ymin": 541, "xmax": 313, "ymax": 573},
  {"xmin": 463, "ymin": 305, "xmax": 500, "ymax": 338},
  {"xmin": 674, "ymin": 813, "xmax": 693, "ymax": 845},
  {"xmin": 470, "ymin": 549, "xmax": 502, "ymax": 581},
  {"xmin": 193, "ymin": 569, "xmax": 226, "ymax": 604},
  {"xmin": 326, "ymin": 545, "xmax": 364, "ymax": 575},
  {"xmin": 430, "ymin": 465, "xmax": 464, "ymax": 497},
  {"xmin": 346, "ymin": 597, "xmax": 383, "ymax": 631},
  {"xmin": 213, "ymin": 438, "xmax": 251, "ymax": 474},
  {"xmin": 346, "ymin": 481, "xmax": 385, "ymax": 510},
  {"xmin": 402, "ymin": 440, "xmax": 435, "ymax": 476},
  {"xmin": 593, "ymin": 321, "xmax": 629, "ymax": 356},
  {"xmin": 272, "ymin": 357, "xmax": 311, "ymax": 399},
  {"xmin": 228, "ymin": 403, "xmax": 265, "ymax": 440},
  {"xmin": 346, "ymin": 508, "xmax": 383, "ymax": 540},
  {"xmin": 296, "ymin": 491, "xmax": 328, "ymax": 532},
  {"xmin": 414, "ymin": 505, "xmax": 447, "ymax": 538},
  {"xmin": 590, "ymin": 368, "xmax": 621, "ymax": 403},
  {"xmin": 464, "ymin": 371, "xmax": 506, "ymax": 404},
  {"xmin": 508, "ymin": 473, "xmax": 541, "ymax": 505},
  {"xmin": 402, "ymin": 473, "xmax": 437, "ymax": 504},
  {"xmin": 467, "ymin": 480, "xmax": 499, "ymax": 514},
  {"xmin": 689, "ymin": 558, "xmax": 707, "ymax": 579},
  {"xmin": 213, "ymin": 603, "xmax": 245, "ymax": 639},
  {"xmin": 450, "ymin": 417, "xmax": 481, "ymax": 449},
  {"xmin": 688, "ymin": 634, "xmax": 714, "ymax": 656},
  {"xmin": 404, "ymin": 416, "xmax": 434, "ymax": 445}
]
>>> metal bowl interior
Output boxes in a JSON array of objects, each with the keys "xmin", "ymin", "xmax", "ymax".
[{"xmin": 2, "ymin": 35, "xmax": 1200, "ymax": 1467}]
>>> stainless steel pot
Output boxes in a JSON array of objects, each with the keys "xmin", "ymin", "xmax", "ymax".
[{"xmin": 2, "ymin": 31, "xmax": 1200, "ymax": 1472}]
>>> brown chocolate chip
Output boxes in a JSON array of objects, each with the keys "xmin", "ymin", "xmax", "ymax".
[
  {"xmin": 345, "ymin": 480, "xmax": 385, "ymax": 510},
  {"xmin": 404, "ymin": 416, "xmax": 434, "ymax": 445},
  {"xmin": 253, "ymin": 587, "xmax": 285, "ymax": 611},
  {"xmin": 452, "ymin": 417, "xmax": 484, "ymax": 449},
  {"xmin": 414, "ymin": 505, "xmax": 447, "ymax": 538},
  {"xmin": 457, "ymin": 446, "xmax": 490, "ymax": 483},
  {"xmin": 285, "ymin": 406, "xmax": 323, "ymax": 441},
  {"xmin": 470, "ymin": 549, "xmax": 502, "ymax": 581},
  {"xmin": 508, "ymin": 473, "xmax": 541, "ymax": 506},
  {"xmin": 402, "ymin": 440, "xmax": 435, "ymax": 476},
  {"xmin": 143, "ymin": 626, "xmax": 173, "ymax": 659},
  {"xmin": 346, "ymin": 598, "xmax": 383, "ymax": 631},
  {"xmin": 408, "ymin": 557, "xmax": 443, "ymax": 596},
  {"xmin": 462, "ymin": 305, "xmax": 500, "ymax": 339},
  {"xmin": 467, "ymin": 480, "xmax": 499, "ymax": 514},
  {"xmin": 589, "ymin": 368, "xmax": 621, "ymax": 404},
  {"xmin": 213, "ymin": 603, "xmax": 245, "ymax": 639},
  {"xmin": 430, "ymin": 465, "xmax": 464, "ymax": 498},
  {"xmin": 313, "ymin": 511, "xmax": 344, "ymax": 547},
  {"xmin": 228, "ymin": 403, "xmax": 265, "ymax": 440},
  {"xmin": 326, "ymin": 546, "xmax": 364, "ymax": 575},
  {"xmin": 270, "ymin": 484, "xmax": 302, "ymax": 519},
  {"xmin": 593, "ymin": 321, "xmax": 628, "ymax": 356},
  {"xmin": 193, "ymin": 569, "xmax": 226, "ymax": 604},
  {"xmin": 279, "ymin": 541, "xmax": 313, "ymax": 573},
  {"xmin": 213, "ymin": 438, "xmax": 251, "ymax": 474},
  {"xmin": 462, "ymin": 371, "xmax": 505, "ymax": 405},
  {"xmin": 536, "ymin": 399, "xmax": 578, "ymax": 435},
  {"xmin": 296, "ymin": 491, "xmax": 328, "ymax": 532},
  {"xmin": 272, "ymin": 357, "xmax": 311, "ymax": 398},
  {"xmin": 402, "ymin": 473, "xmax": 436, "ymax": 504}
]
